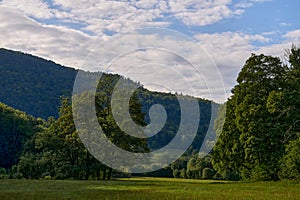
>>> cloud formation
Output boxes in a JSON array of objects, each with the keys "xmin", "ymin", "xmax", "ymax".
[
  {"xmin": 0, "ymin": 0, "xmax": 299, "ymax": 102},
  {"xmin": 0, "ymin": 6, "xmax": 99, "ymax": 67},
  {"xmin": 0, "ymin": 0, "xmax": 270, "ymax": 36}
]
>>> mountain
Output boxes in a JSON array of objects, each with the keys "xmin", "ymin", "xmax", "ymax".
[
  {"xmin": 0, "ymin": 48, "xmax": 77, "ymax": 119},
  {"xmin": 0, "ymin": 48, "xmax": 217, "ymax": 154}
]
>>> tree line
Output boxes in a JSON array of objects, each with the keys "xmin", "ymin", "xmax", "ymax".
[
  {"xmin": 0, "ymin": 72, "xmax": 213, "ymax": 180},
  {"xmin": 0, "ymin": 47, "xmax": 299, "ymax": 181},
  {"xmin": 212, "ymin": 46, "xmax": 300, "ymax": 180}
]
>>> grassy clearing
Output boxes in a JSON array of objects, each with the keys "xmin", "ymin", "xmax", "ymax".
[{"xmin": 0, "ymin": 177, "xmax": 299, "ymax": 200}]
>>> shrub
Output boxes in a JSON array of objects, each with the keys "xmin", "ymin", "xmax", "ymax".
[{"xmin": 202, "ymin": 168, "xmax": 215, "ymax": 179}]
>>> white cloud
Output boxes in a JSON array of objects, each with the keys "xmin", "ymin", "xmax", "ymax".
[
  {"xmin": 1, "ymin": 0, "xmax": 297, "ymax": 103},
  {"xmin": 0, "ymin": 0, "xmax": 54, "ymax": 19},
  {"xmin": 194, "ymin": 32, "xmax": 271, "ymax": 95},
  {"xmin": 168, "ymin": 0, "xmax": 244, "ymax": 26},
  {"xmin": 0, "ymin": 0, "xmax": 274, "ymax": 39},
  {"xmin": 192, "ymin": 29, "xmax": 300, "ymax": 98},
  {"xmin": 284, "ymin": 29, "xmax": 300, "ymax": 41},
  {"xmin": 51, "ymin": 0, "xmax": 168, "ymax": 35},
  {"xmin": 0, "ymin": 0, "xmax": 265, "ymax": 37},
  {"xmin": 255, "ymin": 29, "xmax": 300, "ymax": 57},
  {"xmin": 77, "ymin": 29, "xmax": 226, "ymax": 102},
  {"xmin": 234, "ymin": 2, "xmax": 253, "ymax": 8},
  {"xmin": 279, "ymin": 22, "xmax": 292, "ymax": 27},
  {"xmin": 234, "ymin": 0, "xmax": 271, "ymax": 9},
  {"xmin": 0, "ymin": 6, "xmax": 98, "ymax": 67}
]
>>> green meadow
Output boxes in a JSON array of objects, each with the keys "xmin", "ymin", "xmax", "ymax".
[{"xmin": 0, "ymin": 177, "xmax": 299, "ymax": 200}]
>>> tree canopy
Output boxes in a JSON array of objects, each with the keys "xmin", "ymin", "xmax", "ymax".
[{"xmin": 212, "ymin": 46, "xmax": 300, "ymax": 181}]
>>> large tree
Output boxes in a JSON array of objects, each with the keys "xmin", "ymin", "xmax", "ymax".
[
  {"xmin": 18, "ymin": 97, "xmax": 91, "ymax": 179},
  {"xmin": 19, "ymin": 74, "xmax": 150, "ymax": 179},
  {"xmin": 213, "ymin": 52, "xmax": 289, "ymax": 180}
]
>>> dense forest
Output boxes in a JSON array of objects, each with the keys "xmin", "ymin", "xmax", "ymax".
[
  {"xmin": 0, "ymin": 48, "xmax": 215, "ymax": 179},
  {"xmin": 0, "ymin": 103, "xmax": 43, "ymax": 170},
  {"xmin": 0, "ymin": 46, "xmax": 299, "ymax": 181},
  {"xmin": 212, "ymin": 46, "xmax": 300, "ymax": 181},
  {"xmin": 0, "ymin": 48, "xmax": 77, "ymax": 119}
]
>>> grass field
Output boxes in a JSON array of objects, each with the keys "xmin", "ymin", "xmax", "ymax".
[{"xmin": 0, "ymin": 177, "xmax": 299, "ymax": 200}]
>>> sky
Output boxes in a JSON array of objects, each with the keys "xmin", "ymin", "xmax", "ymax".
[{"xmin": 0, "ymin": 0, "xmax": 299, "ymax": 102}]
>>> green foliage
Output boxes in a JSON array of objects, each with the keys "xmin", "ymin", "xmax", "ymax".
[
  {"xmin": 18, "ymin": 97, "xmax": 100, "ymax": 180},
  {"xmin": 0, "ymin": 48, "xmax": 215, "ymax": 177},
  {"xmin": 186, "ymin": 158, "xmax": 201, "ymax": 179},
  {"xmin": 171, "ymin": 154, "xmax": 216, "ymax": 180},
  {"xmin": 171, "ymin": 156, "xmax": 188, "ymax": 178},
  {"xmin": 202, "ymin": 168, "xmax": 215, "ymax": 179},
  {"xmin": 234, "ymin": 54, "xmax": 286, "ymax": 180},
  {"xmin": 0, "ymin": 167, "xmax": 8, "ymax": 179},
  {"xmin": 18, "ymin": 81, "xmax": 151, "ymax": 180},
  {"xmin": 280, "ymin": 135, "xmax": 300, "ymax": 180},
  {"xmin": 0, "ymin": 167, "xmax": 5, "ymax": 174},
  {"xmin": 179, "ymin": 168, "xmax": 187, "ymax": 179},
  {"xmin": 212, "ymin": 46, "xmax": 300, "ymax": 181},
  {"xmin": 2, "ymin": 46, "xmax": 299, "ymax": 181},
  {"xmin": 94, "ymin": 74, "xmax": 149, "ymax": 153},
  {"xmin": 212, "ymin": 100, "xmax": 243, "ymax": 180},
  {"xmin": 0, "ymin": 102, "xmax": 43, "ymax": 169},
  {"xmin": 0, "ymin": 48, "xmax": 76, "ymax": 119}
]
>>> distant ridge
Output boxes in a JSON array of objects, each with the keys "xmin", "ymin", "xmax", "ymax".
[
  {"xmin": 0, "ymin": 47, "xmax": 216, "ymax": 154},
  {"xmin": 0, "ymin": 48, "xmax": 77, "ymax": 118}
]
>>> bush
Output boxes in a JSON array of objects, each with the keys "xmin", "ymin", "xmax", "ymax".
[
  {"xmin": 172, "ymin": 169, "xmax": 180, "ymax": 178},
  {"xmin": 44, "ymin": 175, "xmax": 51, "ymax": 180},
  {"xmin": 0, "ymin": 167, "xmax": 6, "ymax": 174},
  {"xmin": 213, "ymin": 172, "xmax": 223, "ymax": 180},
  {"xmin": 179, "ymin": 169, "xmax": 187, "ymax": 179},
  {"xmin": 41, "ymin": 172, "xmax": 51, "ymax": 179},
  {"xmin": 202, "ymin": 168, "xmax": 215, "ymax": 179},
  {"xmin": 223, "ymin": 170, "xmax": 241, "ymax": 181},
  {"xmin": 279, "ymin": 137, "xmax": 300, "ymax": 180}
]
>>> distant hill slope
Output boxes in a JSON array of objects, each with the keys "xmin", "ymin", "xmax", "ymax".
[
  {"xmin": 0, "ymin": 102, "xmax": 42, "ymax": 169},
  {"xmin": 0, "ymin": 48, "xmax": 217, "ymax": 152},
  {"xmin": 0, "ymin": 48, "xmax": 77, "ymax": 119}
]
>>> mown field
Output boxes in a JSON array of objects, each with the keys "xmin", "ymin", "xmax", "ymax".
[{"xmin": 0, "ymin": 177, "xmax": 299, "ymax": 200}]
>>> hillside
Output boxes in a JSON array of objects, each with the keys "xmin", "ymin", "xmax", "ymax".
[
  {"xmin": 0, "ymin": 102, "xmax": 43, "ymax": 169},
  {"xmin": 0, "ymin": 48, "xmax": 216, "ymax": 120},
  {"xmin": 0, "ymin": 48, "xmax": 217, "ymax": 170},
  {"xmin": 0, "ymin": 48, "xmax": 77, "ymax": 119}
]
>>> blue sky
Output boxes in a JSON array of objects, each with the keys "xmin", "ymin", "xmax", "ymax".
[{"xmin": 0, "ymin": 0, "xmax": 299, "ymax": 102}]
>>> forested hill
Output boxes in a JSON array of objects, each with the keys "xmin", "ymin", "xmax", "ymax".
[
  {"xmin": 0, "ymin": 48, "xmax": 216, "ymax": 168},
  {"xmin": 0, "ymin": 102, "xmax": 43, "ymax": 169},
  {"xmin": 0, "ymin": 48, "xmax": 77, "ymax": 119},
  {"xmin": 0, "ymin": 48, "xmax": 214, "ymax": 121}
]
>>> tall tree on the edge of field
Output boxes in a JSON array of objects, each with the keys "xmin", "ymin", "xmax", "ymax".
[
  {"xmin": 213, "ymin": 53, "xmax": 287, "ymax": 180},
  {"xmin": 96, "ymin": 75, "xmax": 150, "ymax": 179},
  {"xmin": 236, "ymin": 54, "xmax": 287, "ymax": 180},
  {"xmin": 55, "ymin": 97, "xmax": 87, "ymax": 179},
  {"xmin": 19, "ymin": 97, "xmax": 104, "ymax": 179}
]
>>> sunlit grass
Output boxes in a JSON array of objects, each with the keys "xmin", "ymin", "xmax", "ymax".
[{"xmin": 0, "ymin": 177, "xmax": 299, "ymax": 200}]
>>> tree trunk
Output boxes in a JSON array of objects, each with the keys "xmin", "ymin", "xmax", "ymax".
[
  {"xmin": 102, "ymin": 166, "xmax": 106, "ymax": 180},
  {"xmin": 85, "ymin": 151, "xmax": 90, "ymax": 180},
  {"xmin": 107, "ymin": 167, "xmax": 112, "ymax": 180},
  {"xmin": 96, "ymin": 169, "xmax": 100, "ymax": 180}
]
